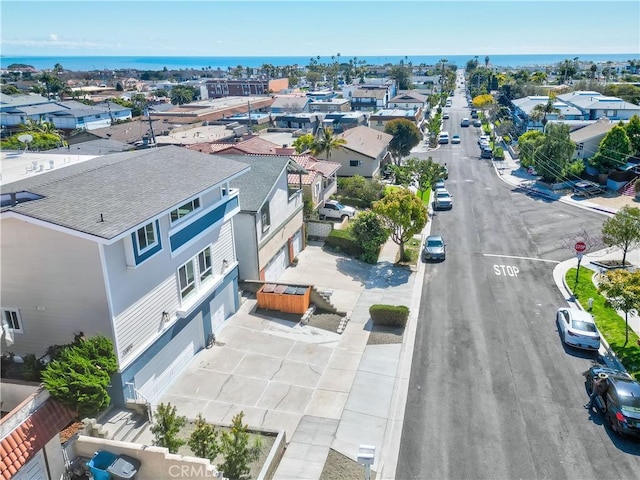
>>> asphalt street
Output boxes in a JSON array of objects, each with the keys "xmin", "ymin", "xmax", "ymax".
[{"xmin": 396, "ymin": 80, "xmax": 640, "ymax": 480}]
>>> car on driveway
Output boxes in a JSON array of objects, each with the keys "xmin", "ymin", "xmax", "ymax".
[
  {"xmin": 556, "ymin": 307, "xmax": 600, "ymax": 350},
  {"xmin": 423, "ymin": 235, "xmax": 446, "ymax": 261},
  {"xmin": 319, "ymin": 200, "xmax": 356, "ymax": 220},
  {"xmin": 433, "ymin": 189, "xmax": 453, "ymax": 210},
  {"xmin": 451, "ymin": 134, "xmax": 461, "ymax": 144},
  {"xmin": 584, "ymin": 366, "xmax": 640, "ymax": 439},
  {"xmin": 573, "ymin": 180, "xmax": 605, "ymax": 197}
]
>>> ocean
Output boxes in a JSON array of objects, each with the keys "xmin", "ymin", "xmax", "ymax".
[{"xmin": 1, "ymin": 54, "xmax": 638, "ymax": 72}]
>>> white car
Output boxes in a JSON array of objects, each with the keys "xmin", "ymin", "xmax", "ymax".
[
  {"xmin": 433, "ymin": 189, "xmax": 453, "ymax": 210},
  {"xmin": 319, "ymin": 200, "xmax": 356, "ymax": 220},
  {"xmin": 478, "ymin": 135, "xmax": 490, "ymax": 147},
  {"xmin": 556, "ymin": 308, "xmax": 601, "ymax": 350}
]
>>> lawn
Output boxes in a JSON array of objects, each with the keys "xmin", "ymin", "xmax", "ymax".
[
  {"xmin": 399, "ymin": 237, "xmax": 421, "ymax": 266},
  {"xmin": 566, "ymin": 267, "xmax": 640, "ymax": 379}
]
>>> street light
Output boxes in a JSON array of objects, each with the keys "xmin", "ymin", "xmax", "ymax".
[{"xmin": 357, "ymin": 445, "xmax": 375, "ymax": 480}]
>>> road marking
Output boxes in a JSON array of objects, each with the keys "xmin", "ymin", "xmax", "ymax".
[
  {"xmin": 483, "ymin": 253, "xmax": 560, "ymax": 264},
  {"xmin": 493, "ymin": 264, "xmax": 519, "ymax": 277}
]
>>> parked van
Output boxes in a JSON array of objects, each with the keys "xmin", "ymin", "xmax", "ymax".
[{"xmin": 438, "ymin": 132, "xmax": 450, "ymax": 144}]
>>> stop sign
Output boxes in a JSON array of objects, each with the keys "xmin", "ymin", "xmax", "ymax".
[{"xmin": 575, "ymin": 241, "xmax": 587, "ymax": 253}]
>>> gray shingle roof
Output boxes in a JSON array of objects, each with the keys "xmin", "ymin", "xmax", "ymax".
[
  {"xmin": 225, "ymin": 155, "xmax": 293, "ymax": 212},
  {"xmin": 1, "ymin": 146, "xmax": 249, "ymax": 240}
]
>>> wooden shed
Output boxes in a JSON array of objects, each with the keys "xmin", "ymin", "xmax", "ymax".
[{"xmin": 256, "ymin": 283, "xmax": 311, "ymax": 314}]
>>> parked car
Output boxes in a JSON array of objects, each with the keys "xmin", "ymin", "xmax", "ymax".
[
  {"xmin": 434, "ymin": 180, "xmax": 446, "ymax": 190},
  {"xmin": 473, "ymin": 119, "xmax": 482, "ymax": 127},
  {"xmin": 573, "ymin": 181, "xmax": 605, "ymax": 197},
  {"xmin": 319, "ymin": 200, "xmax": 356, "ymax": 220},
  {"xmin": 443, "ymin": 111, "xmax": 450, "ymax": 119},
  {"xmin": 556, "ymin": 307, "xmax": 601, "ymax": 350},
  {"xmin": 480, "ymin": 147, "xmax": 493, "ymax": 159},
  {"xmin": 433, "ymin": 189, "xmax": 453, "ymax": 210},
  {"xmin": 470, "ymin": 109, "xmax": 479, "ymax": 119},
  {"xmin": 438, "ymin": 132, "xmax": 450, "ymax": 144},
  {"xmin": 478, "ymin": 135, "xmax": 490, "ymax": 147},
  {"xmin": 584, "ymin": 366, "xmax": 640, "ymax": 438},
  {"xmin": 451, "ymin": 134, "xmax": 461, "ymax": 144},
  {"xmin": 422, "ymin": 235, "xmax": 446, "ymax": 261},
  {"xmin": 460, "ymin": 118, "xmax": 470, "ymax": 127}
]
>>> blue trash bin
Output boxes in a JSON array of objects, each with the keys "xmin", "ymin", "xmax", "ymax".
[{"xmin": 87, "ymin": 451, "xmax": 118, "ymax": 480}]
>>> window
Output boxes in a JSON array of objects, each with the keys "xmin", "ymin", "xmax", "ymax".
[
  {"xmin": 261, "ymin": 202, "xmax": 271, "ymax": 232},
  {"xmin": 577, "ymin": 143, "xmax": 584, "ymax": 151},
  {"xmin": 136, "ymin": 222, "xmax": 157, "ymax": 252},
  {"xmin": 171, "ymin": 198, "xmax": 201, "ymax": 223},
  {"xmin": 350, "ymin": 160, "xmax": 362, "ymax": 167},
  {"xmin": 198, "ymin": 247, "xmax": 212, "ymax": 283},
  {"xmin": 2, "ymin": 309, "xmax": 22, "ymax": 333},
  {"xmin": 178, "ymin": 260, "xmax": 196, "ymax": 299}
]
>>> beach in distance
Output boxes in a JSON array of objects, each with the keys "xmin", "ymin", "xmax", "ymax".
[{"xmin": 2, "ymin": 53, "xmax": 638, "ymax": 72}]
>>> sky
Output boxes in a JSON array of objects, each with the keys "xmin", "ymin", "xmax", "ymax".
[{"xmin": 1, "ymin": 0, "xmax": 639, "ymax": 57}]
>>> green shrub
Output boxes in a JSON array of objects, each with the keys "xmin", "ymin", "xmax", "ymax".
[
  {"xmin": 22, "ymin": 353, "xmax": 45, "ymax": 382},
  {"xmin": 369, "ymin": 304, "xmax": 409, "ymax": 327},
  {"xmin": 325, "ymin": 229, "xmax": 362, "ymax": 257},
  {"xmin": 350, "ymin": 211, "xmax": 389, "ymax": 264},
  {"xmin": 493, "ymin": 147, "xmax": 504, "ymax": 159}
]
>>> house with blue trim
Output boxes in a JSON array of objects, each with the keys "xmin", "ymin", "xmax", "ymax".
[{"xmin": 0, "ymin": 146, "xmax": 249, "ymax": 406}]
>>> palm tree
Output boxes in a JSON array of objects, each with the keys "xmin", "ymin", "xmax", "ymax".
[
  {"xmin": 530, "ymin": 95, "xmax": 561, "ymax": 129},
  {"xmin": 312, "ymin": 128, "xmax": 346, "ymax": 160},
  {"xmin": 484, "ymin": 56, "xmax": 490, "ymax": 68},
  {"xmin": 531, "ymin": 71, "xmax": 547, "ymax": 85}
]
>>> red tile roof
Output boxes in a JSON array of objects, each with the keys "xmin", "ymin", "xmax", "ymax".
[
  {"xmin": 0, "ymin": 399, "xmax": 75, "ymax": 479},
  {"xmin": 187, "ymin": 136, "xmax": 280, "ymax": 155}
]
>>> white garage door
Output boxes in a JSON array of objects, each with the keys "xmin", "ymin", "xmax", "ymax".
[
  {"xmin": 292, "ymin": 229, "xmax": 303, "ymax": 258},
  {"xmin": 13, "ymin": 451, "xmax": 47, "ymax": 480},
  {"xmin": 210, "ymin": 282, "xmax": 235, "ymax": 333},
  {"xmin": 135, "ymin": 315, "xmax": 204, "ymax": 402},
  {"xmin": 264, "ymin": 246, "xmax": 288, "ymax": 282}
]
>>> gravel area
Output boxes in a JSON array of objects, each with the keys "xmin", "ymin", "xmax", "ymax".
[
  {"xmin": 320, "ymin": 448, "xmax": 377, "ymax": 480},
  {"xmin": 255, "ymin": 308, "xmax": 344, "ymax": 333},
  {"xmin": 367, "ymin": 325, "xmax": 405, "ymax": 345}
]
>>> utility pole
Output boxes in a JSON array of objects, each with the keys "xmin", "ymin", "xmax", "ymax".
[
  {"xmin": 247, "ymin": 99, "xmax": 252, "ymax": 132},
  {"xmin": 145, "ymin": 107, "xmax": 156, "ymax": 146}
]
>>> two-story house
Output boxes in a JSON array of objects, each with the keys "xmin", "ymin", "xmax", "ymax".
[
  {"xmin": 368, "ymin": 108, "xmax": 422, "ymax": 133},
  {"xmin": 388, "ymin": 91, "xmax": 429, "ymax": 110},
  {"xmin": 324, "ymin": 125, "xmax": 392, "ymax": 178},
  {"xmin": 222, "ymin": 155, "xmax": 306, "ymax": 281},
  {"xmin": 0, "ymin": 146, "xmax": 249, "ymax": 405}
]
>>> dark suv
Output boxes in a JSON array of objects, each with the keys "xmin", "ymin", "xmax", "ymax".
[{"xmin": 584, "ymin": 366, "xmax": 640, "ymax": 438}]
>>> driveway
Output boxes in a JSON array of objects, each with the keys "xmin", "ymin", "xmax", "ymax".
[{"xmin": 158, "ymin": 242, "xmax": 374, "ymax": 440}]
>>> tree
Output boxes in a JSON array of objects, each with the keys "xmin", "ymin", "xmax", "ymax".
[
  {"xmin": 471, "ymin": 94, "xmax": 495, "ymax": 122},
  {"xmin": 406, "ymin": 157, "xmax": 448, "ymax": 197},
  {"xmin": 626, "ymin": 114, "xmax": 640, "ymax": 156},
  {"xmin": 305, "ymin": 71, "xmax": 322, "ymax": 88},
  {"xmin": 517, "ymin": 130, "xmax": 544, "ymax": 168},
  {"xmin": 532, "ymin": 123, "xmax": 579, "ymax": 182},
  {"xmin": 292, "ymin": 133, "xmax": 316, "ymax": 153},
  {"xmin": 598, "ymin": 269, "xmax": 640, "ymax": 347},
  {"xmin": 384, "ymin": 118, "xmax": 421, "ymax": 165},
  {"xmin": 188, "ymin": 413, "xmax": 220, "ymax": 462},
  {"xmin": 530, "ymin": 96, "xmax": 560, "ymax": 128},
  {"xmin": 350, "ymin": 211, "xmax": 390, "ymax": 263},
  {"xmin": 424, "ymin": 114, "xmax": 443, "ymax": 147},
  {"xmin": 601, "ymin": 205, "xmax": 640, "ymax": 266},
  {"xmin": 312, "ymin": 128, "xmax": 346, "ymax": 160},
  {"xmin": 1, "ymin": 84, "xmax": 20, "ymax": 95},
  {"xmin": 589, "ymin": 124, "xmax": 632, "ymax": 173},
  {"xmin": 41, "ymin": 334, "xmax": 118, "ymax": 417},
  {"xmin": 170, "ymin": 85, "xmax": 195, "ymax": 105},
  {"xmin": 373, "ymin": 189, "xmax": 427, "ymax": 261},
  {"xmin": 219, "ymin": 411, "xmax": 262, "ymax": 480},
  {"xmin": 151, "ymin": 403, "xmax": 187, "ymax": 454},
  {"xmin": 337, "ymin": 175, "xmax": 384, "ymax": 205},
  {"xmin": 388, "ymin": 64, "xmax": 412, "ymax": 90}
]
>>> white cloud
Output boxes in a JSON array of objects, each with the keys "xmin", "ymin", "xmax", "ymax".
[
  {"xmin": 49, "ymin": 33, "xmax": 58, "ymax": 41},
  {"xmin": 1, "ymin": 37, "xmax": 112, "ymax": 50}
]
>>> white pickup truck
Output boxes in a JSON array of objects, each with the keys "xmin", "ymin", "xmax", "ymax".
[{"xmin": 319, "ymin": 200, "xmax": 356, "ymax": 220}]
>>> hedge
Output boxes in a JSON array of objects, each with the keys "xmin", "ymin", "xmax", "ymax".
[
  {"xmin": 325, "ymin": 229, "xmax": 363, "ymax": 257},
  {"xmin": 369, "ymin": 304, "xmax": 409, "ymax": 327}
]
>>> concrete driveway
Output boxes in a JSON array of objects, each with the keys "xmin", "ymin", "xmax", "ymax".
[{"xmin": 158, "ymin": 242, "xmax": 374, "ymax": 440}]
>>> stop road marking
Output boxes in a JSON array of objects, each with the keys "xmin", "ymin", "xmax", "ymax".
[{"xmin": 494, "ymin": 264, "xmax": 519, "ymax": 277}]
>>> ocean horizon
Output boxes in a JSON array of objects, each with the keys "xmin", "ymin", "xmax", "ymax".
[{"xmin": 1, "ymin": 53, "xmax": 638, "ymax": 72}]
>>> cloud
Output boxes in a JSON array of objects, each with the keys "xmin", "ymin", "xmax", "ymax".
[{"xmin": 1, "ymin": 37, "xmax": 112, "ymax": 50}]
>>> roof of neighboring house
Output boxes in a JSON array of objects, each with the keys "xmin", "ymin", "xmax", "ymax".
[
  {"xmin": 0, "ymin": 93, "xmax": 49, "ymax": 108},
  {"xmin": 369, "ymin": 108, "xmax": 419, "ymax": 119},
  {"xmin": 3, "ymin": 102, "xmax": 64, "ymax": 116},
  {"xmin": 288, "ymin": 155, "xmax": 341, "ymax": 185},
  {"xmin": 90, "ymin": 119, "xmax": 167, "ymax": 144},
  {"xmin": 270, "ymin": 95, "xmax": 310, "ymax": 110},
  {"xmin": 226, "ymin": 155, "xmax": 301, "ymax": 212},
  {"xmin": 338, "ymin": 125, "xmax": 392, "ymax": 158},
  {"xmin": 62, "ymin": 138, "xmax": 134, "ymax": 155},
  {"xmin": 390, "ymin": 91, "xmax": 429, "ymax": 103},
  {"xmin": 351, "ymin": 89, "xmax": 388, "ymax": 99},
  {"xmin": 560, "ymin": 94, "xmax": 639, "ymax": 111},
  {"xmin": 569, "ymin": 120, "xmax": 616, "ymax": 143},
  {"xmin": 212, "ymin": 136, "xmax": 280, "ymax": 155},
  {"xmin": 1, "ymin": 146, "xmax": 250, "ymax": 240},
  {"xmin": 0, "ymin": 399, "xmax": 75, "ymax": 480}
]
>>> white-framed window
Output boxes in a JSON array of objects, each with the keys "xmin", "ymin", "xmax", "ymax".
[
  {"xmin": 198, "ymin": 247, "xmax": 212, "ymax": 283},
  {"xmin": 171, "ymin": 198, "xmax": 201, "ymax": 224},
  {"xmin": 350, "ymin": 160, "xmax": 362, "ymax": 167},
  {"xmin": 2, "ymin": 309, "xmax": 23, "ymax": 333},
  {"xmin": 178, "ymin": 259, "xmax": 196, "ymax": 300},
  {"xmin": 314, "ymin": 181, "xmax": 322, "ymax": 197},
  {"xmin": 136, "ymin": 221, "xmax": 158, "ymax": 252},
  {"xmin": 260, "ymin": 202, "xmax": 271, "ymax": 232}
]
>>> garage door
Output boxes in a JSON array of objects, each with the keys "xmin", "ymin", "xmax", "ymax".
[
  {"xmin": 135, "ymin": 315, "xmax": 204, "ymax": 402},
  {"xmin": 292, "ymin": 229, "xmax": 303, "ymax": 258},
  {"xmin": 210, "ymin": 282, "xmax": 235, "ymax": 333},
  {"xmin": 264, "ymin": 246, "xmax": 288, "ymax": 282},
  {"xmin": 13, "ymin": 451, "xmax": 47, "ymax": 480}
]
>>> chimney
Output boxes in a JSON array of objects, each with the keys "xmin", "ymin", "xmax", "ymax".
[{"xmin": 275, "ymin": 144, "xmax": 295, "ymax": 155}]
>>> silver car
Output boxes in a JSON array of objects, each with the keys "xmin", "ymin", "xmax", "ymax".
[
  {"xmin": 556, "ymin": 307, "xmax": 601, "ymax": 350},
  {"xmin": 434, "ymin": 189, "xmax": 453, "ymax": 210},
  {"xmin": 423, "ymin": 235, "xmax": 446, "ymax": 261}
]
